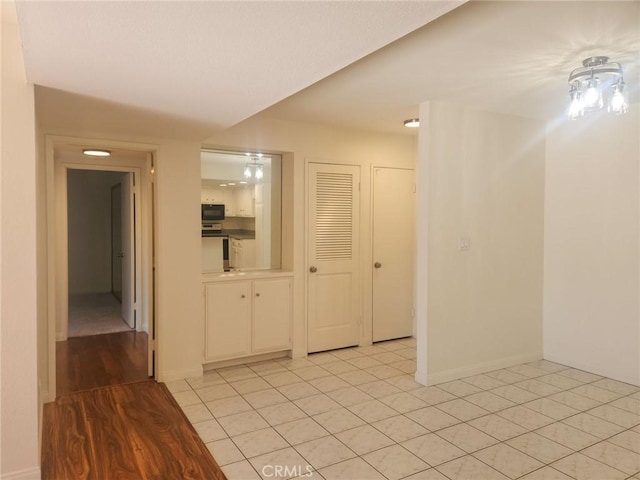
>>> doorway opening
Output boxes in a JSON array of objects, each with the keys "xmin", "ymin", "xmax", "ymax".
[
  {"xmin": 67, "ymin": 170, "xmax": 134, "ymax": 338},
  {"xmin": 47, "ymin": 139, "xmax": 156, "ymax": 398}
]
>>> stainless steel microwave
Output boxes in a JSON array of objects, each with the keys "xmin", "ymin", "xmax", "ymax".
[{"xmin": 201, "ymin": 203, "xmax": 225, "ymax": 222}]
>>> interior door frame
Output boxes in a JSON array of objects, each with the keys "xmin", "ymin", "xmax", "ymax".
[
  {"xmin": 58, "ymin": 164, "xmax": 141, "ymax": 340},
  {"xmin": 45, "ymin": 135, "xmax": 157, "ymax": 401},
  {"xmin": 111, "ymin": 182, "xmax": 123, "ymax": 303}
]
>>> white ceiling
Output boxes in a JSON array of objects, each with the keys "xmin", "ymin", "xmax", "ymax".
[
  {"xmin": 16, "ymin": 1, "xmax": 639, "ymax": 138},
  {"xmin": 261, "ymin": 1, "xmax": 640, "ymax": 134},
  {"xmin": 16, "ymin": 0, "xmax": 462, "ymax": 130}
]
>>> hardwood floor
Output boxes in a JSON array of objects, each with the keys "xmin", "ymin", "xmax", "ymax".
[
  {"xmin": 57, "ymin": 331, "xmax": 149, "ymax": 396},
  {"xmin": 42, "ymin": 381, "xmax": 226, "ymax": 480}
]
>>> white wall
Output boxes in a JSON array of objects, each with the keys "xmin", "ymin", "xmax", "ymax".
[
  {"xmin": 36, "ymin": 133, "xmax": 204, "ymax": 396},
  {"xmin": 67, "ymin": 169, "xmax": 124, "ymax": 294},
  {"xmin": 544, "ymin": 108, "xmax": 640, "ymax": 385},
  {"xmin": 154, "ymin": 140, "xmax": 204, "ymax": 380},
  {"xmin": 206, "ymin": 115, "xmax": 416, "ymax": 356},
  {"xmin": 418, "ymin": 102, "xmax": 546, "ymax": 384},
  {"xmin": 1, "ymin": 9, "xmax": 41, "ymax": 479}
]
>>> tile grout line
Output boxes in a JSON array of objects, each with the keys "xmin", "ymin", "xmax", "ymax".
[{"xmin": 171, "ymin": 342, "xmax": 639, "ymax": 480}]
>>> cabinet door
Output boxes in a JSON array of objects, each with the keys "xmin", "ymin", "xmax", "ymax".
[
  {"xmin": 234, "ymin": 187, "xmax": 255, "ymax": 217},
  {"xmin": 205, "ymin": 282, "xmax": 251, "ymax": 360},
  {"xmin": 244, "ymin": 187, "xmax": 255, "ymax": 216},
  {"xmin": 239, "ymin": 239, "xmax": 256, "ymax": 269},
  {"xmin": 252, "ymin": 278, "xmax": 291, "ymax": 352},
  {"xmin": 222, "ymin": 189, "xmax": 234, "ymax": 216}
]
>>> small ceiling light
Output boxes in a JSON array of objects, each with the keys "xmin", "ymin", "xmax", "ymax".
[
  {"xmin": 404, "ymin": 118, "xmax": 420, "ymax": 128},
  {"xmin": 239, "ymin": 181, "xmax": 248, "ymax": 184},
  {"xmin": 83, "ymin": 149, "xmax": 111, "ymax": 157},
  {"xmin": 568, "ymin": 56, "xmax": 628, "ymax": 119},
  {"xmin": 219, "ymin": 183, "xmax": 227, "ymax": 187},
  {"xmin": 227, "ymin": 182, "xmax": 236, "ymax": 186}
]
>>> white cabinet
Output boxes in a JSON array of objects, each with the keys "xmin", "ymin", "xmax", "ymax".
[
  {"xmin": 253, "ymin": 278, "xmax": 292, "ymax": 353},
  {"xmin": 204, "ymin": 277, "xmax": 292, "ymax": 362},
  {"xmin": 204, "ymin": 282, "xmax": 251, "ymax": 360},
  {"xmin": 222, "ymin": 189, "xmax": 235, "ymax": 216},
  {"xmin": 234, "ymin": 187, "xmax": 255, "ymax": 217},
  {"xmin": 229, "ymin": 238, "xmax": 256, "ymax": 270}
]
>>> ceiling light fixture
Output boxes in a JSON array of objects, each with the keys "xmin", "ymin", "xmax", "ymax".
[
  {"xmin": 244, "ymin": 156, "xmax": 264, "ymax": 180},
  {"xmin": 404, "ymin": 118, "xmax": 420, "ymax": 128},
  {"xmin": 568, "ymin": 56, "xmax": 628, "ymax": 119},
  {"xmin": 82, "ymin": 149, "xmax": 111, "ymax": 157}
]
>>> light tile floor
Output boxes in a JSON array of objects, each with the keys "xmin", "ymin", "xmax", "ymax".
[{"xmin": 166, "ymin": 338, "xmax": 640, "ymax": 480}]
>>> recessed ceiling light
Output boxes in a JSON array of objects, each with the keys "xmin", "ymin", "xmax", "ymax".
[
  {"xmin": 239, "ymin": 181, "xmax": 248, "ymax": 184},
  {"xmin": 403, "ymin": 119, "xmax": 420, "ymax": 128},
  {"xmin": 83, "ymin": 149, "xmax": 111, "ymax": 157},
  {"xmin": 228, "ymin": 182, "xmax": 236, "ymax": 186},
  {"xmin": 219, "ymin": 184, "xmax": 227, "ymax": 187}
]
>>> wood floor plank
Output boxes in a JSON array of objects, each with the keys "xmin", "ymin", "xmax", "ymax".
[
  {"xmin": 57, "ymin": 331, "xmax": 148, "ymax": 395},
  {"xmin": 117, "ymin": 382, "xmax": 223, "ymax": 480},
  {"xmin": 43, "ymin": 395, "xmax": 95, "ymax": 480},
  {"xmin": 82, "ymin": 387, "xmax": 143, "ymax": 479},
  {"xmin": 42, "ymin": 381, "xmax": 226, "ymax": 480}
]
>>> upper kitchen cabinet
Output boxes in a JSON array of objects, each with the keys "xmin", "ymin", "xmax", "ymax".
[
  {"xmin": 201, "ymin": 149, "xmax": 282, "ymax": 271},
  {"xmin": 234, "ymin": 186, "xmax": 255, "ymax": 217}
]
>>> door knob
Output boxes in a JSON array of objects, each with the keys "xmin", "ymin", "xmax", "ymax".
[
  {"xmin": 241, "ymin": 294, "xmax": 246, "ymax": 298},
  {"xmin": 309, "ymin": 266, "xmax": 317, "ymax": 273},
  {"xmin": 256, "ymin": 293, "xmax": 260, "ymax": 297},
  {"xmin": 374, "ymin": 262, "xmax": 382, "ymax": 269}
]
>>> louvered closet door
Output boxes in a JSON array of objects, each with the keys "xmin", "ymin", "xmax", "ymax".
[{"xmin": 307, "ymin": 163, "xmax": 360, "ymax": 353}]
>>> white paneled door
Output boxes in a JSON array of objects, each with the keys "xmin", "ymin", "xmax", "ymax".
[
  {"xmin": 307, "ymin": 163, "xmax": 360, "ymax": 353},
  {"xmin": 372, "ymin": 167, "xmax": 415, "ymax": 342}
]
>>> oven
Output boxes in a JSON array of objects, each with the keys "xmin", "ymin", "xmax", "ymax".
[{"xmin": 201, "ymin": 222, "xmax": 230, "ymax": 271}]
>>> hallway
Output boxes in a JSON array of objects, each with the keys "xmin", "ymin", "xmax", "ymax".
[{"xmin": 68, "ymin": 292, "xmax": 133, "ymax": 338}]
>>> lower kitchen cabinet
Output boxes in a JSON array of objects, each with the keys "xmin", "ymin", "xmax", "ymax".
[
  {"xmin": 204, "ymin": 281, "xmax": 251, "ymax": 360},
  {"xmin": 204, "ymin": 276, "xmax": 292, "ymax": 362}
]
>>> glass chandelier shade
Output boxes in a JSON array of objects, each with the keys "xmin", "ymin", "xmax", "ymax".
[
  {"xmin": 243, "ymin": 159, "xmax": 264, "ymax": 180},
  {"xmin": 568, "ymin": 56, "xmax": 628, "ymax": 119}
]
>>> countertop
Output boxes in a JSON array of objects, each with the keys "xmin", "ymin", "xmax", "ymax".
[
  {"xmin": 201, "ymin": 229, "xmax": 255, "ymax": 240},
  {"xmin": 202, "ymin": 269, "xmax": 293, "ymax": 282}
]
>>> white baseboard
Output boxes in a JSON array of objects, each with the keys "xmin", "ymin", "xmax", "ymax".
[
  {"xmin": 426, "ymin": 352, "xmax": 543, "ymax": 386},
  {"xmin": 159, "ymin": 365, "xmax": 203, "ymax": 383},
  {"xmin": 2, "ymin": 467, "xmax": 41, "ymax": 480},
  {"xmin": 414, "ymin": 369, "xmax": 428, "ymax": 386},
  {"xmin": 543, "ymin": 353, "xmax": 640, "ymax": 387}
]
